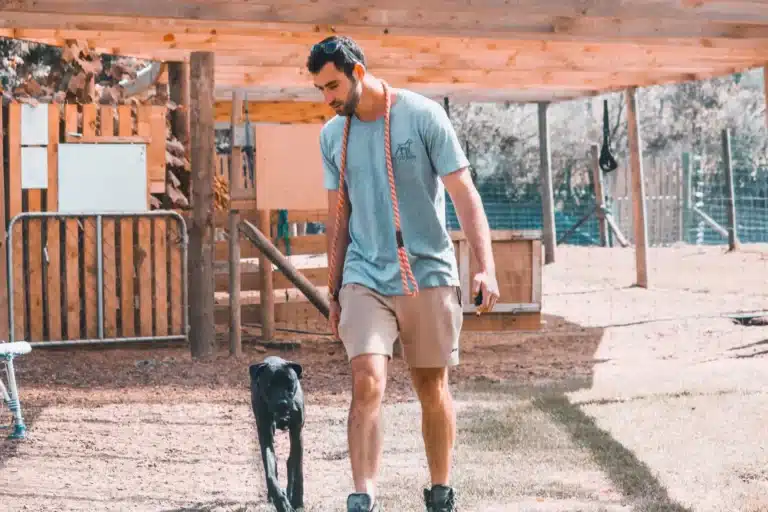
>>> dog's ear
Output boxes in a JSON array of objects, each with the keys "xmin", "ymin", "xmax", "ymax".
[
  {"xmin": 249, "ymin": 363, "xmax": 267, "ymax": 381},
  {"xmin": 288, "ymin": 362, "xmax": 303, "ymax": 380}
]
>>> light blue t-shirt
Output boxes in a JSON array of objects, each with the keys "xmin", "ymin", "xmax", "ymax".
[{"xmin": 320, "ymin": 89, "xmax": 470, "ymax": 296}]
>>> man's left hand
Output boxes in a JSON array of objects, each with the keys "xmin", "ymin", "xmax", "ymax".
[{"xmin": 472, "ymin": 271, "xmax": 500, "ymax": 313}]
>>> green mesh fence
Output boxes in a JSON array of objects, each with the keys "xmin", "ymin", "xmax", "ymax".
[
  {"xmin": 445, "ymin": 153, "xmax": 768, "ymax": 248},
  {"xmin": 684, "ymin": 153, "xmax": 768, "ymax": 245},
  {"xmin": 445, "ymin": 172, "xmax": 603, "ymax": 246}
]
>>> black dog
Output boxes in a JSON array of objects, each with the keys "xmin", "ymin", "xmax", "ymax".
[{"xmin": 249, "ymin": 356, "xmax": 305, "ymax": 512}]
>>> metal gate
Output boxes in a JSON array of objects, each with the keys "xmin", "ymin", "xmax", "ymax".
[{"xmin": 5, "ymin": 211, "xmax": 188, "ymax": 346}]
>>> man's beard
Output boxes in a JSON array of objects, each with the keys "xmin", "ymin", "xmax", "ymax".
[{"xmin": 334, "ymin": 80, "xmax": 361, "ymax": 117}]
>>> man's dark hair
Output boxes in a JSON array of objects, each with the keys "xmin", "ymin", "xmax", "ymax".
[{"xmin": 306, "ymin": 36, "xmax": 366, "ymax": 79}]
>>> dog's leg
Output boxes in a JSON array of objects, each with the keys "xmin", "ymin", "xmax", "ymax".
[
  {"xmin": 257, "ymin": 422, "xmax": 293, "ymax": 512},
  {"xmin": 287, "ymin": 423, "xmax": 304, "ymax": 510}
]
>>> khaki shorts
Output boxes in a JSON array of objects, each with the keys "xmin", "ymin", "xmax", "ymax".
[{"xmin": 338, "ymin": 283, "xmax": 463, "ymax": 368}]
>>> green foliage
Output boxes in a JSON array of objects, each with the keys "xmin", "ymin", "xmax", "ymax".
[{"xmin": 448, "ymin": 68, "xmax": 768, "ymax": 204}]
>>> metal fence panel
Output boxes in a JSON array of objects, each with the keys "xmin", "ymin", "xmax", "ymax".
[{"xmin": 5, "ymin": 211, "xmax": 188, "ymax": 347}]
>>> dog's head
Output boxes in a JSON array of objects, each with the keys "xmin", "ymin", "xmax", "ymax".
[{"xmin": 249, "ymin": 356, "xmax": 303, "ymax": 430}]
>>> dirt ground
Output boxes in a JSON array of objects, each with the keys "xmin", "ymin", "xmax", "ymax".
[{"xmin": 1, "ymin": 244, "xmax": 767, "ymax": 511}]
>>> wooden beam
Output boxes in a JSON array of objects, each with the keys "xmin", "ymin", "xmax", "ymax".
[
  {"xmin": 214, "ymin": 101, "xmax": 333, "ymax": 124},
  {"xmin": 6, "ymin": 24, "xmax": 763, "ymax": 102},
  {"xmin": 538, "ymin": 102, "xmax": 556, "ymax": 264},
  {"xmin": 14, "ymin": 30, "xmax": 768, "ymax": 76},
  {"xmin": 212, "ymin": 65, "xmax": 753, "ymax": 91},
  {"xmin": 228, "ymin": 209, "xmax": 242, "ymax": 356},
  {"xmin": 721, "ymin": 128, "xmax": 739, "ymax": 251},
  {"xmin": 188, "ymin": 50, "xmax": 216, "ymax": 359},
  {"xmin": 229, "ymin": 90, "xmax": 245, "ymax": 197},
  {"xmin": 212, "ymin": 86, "xmax": 596, "ymax": 103},
  {"xmin": 625, "ymin": 86, "xmax": 649, "ymax": 289},
  {"xmin": 257, "ymin": 209, "xmax": 275, "ymax": 341},
  {"xmin": 12, "ymin": 28, "xmax": 768, "ymax": 70},
  {"xmin": 239, "ymin": 218, "xmax": 330, "ymax": 320},
  {"xmin": 0, "ymin": 104, "xmax": 7, "ymax": 341},
  {"xmin": 4, "ymin": 2, "xmax": 768, "ymax": 37},
  {"xmin": 6, "ymin": 17, "xmax": 768, "ymax": 54},
  {"xmin": 208, "ymin": 64, "xmax": 755, "ymax": 103},
  {"xmin": 681, "ymin": 152, "xmax": 692, "ymax": 242},
  {"xmin": 552, "ymin": 15, "xmax": 768, "ymax": 39}
]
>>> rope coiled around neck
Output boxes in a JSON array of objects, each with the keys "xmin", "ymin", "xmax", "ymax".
[{"xmin": 328, "ymin": 81, "xmax": 419, "ymax": 300}]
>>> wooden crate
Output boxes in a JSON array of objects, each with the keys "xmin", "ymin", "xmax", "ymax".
[
  {"xmin": 214, "ymin": 207, "xmax": 542, "ymax": 333},
  {"xmin": 452, "ymin": 230, "xmax": 543, "ymax": 331}
]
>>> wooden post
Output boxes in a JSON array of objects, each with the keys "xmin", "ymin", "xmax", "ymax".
[
  {"xmin": 538, "ymin": 102, "xmax": 556, "ymax": 264},
  {"xmin": 590, "ymin": 143, "xmax": 608, "ymax": 246},
  {"xmin": 228, "ymin": 209, "xmax": 242, "ymax": 356},
  {"xmin": 229, "ymin": 91, "xmax": 244, "ymax": 198},
  {"xmin": 626, "ymin": 86, "xmax": 649, "ymax": 288},
  {"xmin": 681, "ymin": 152, "xmax": 691, "ymax": 243},
  {"xmin": 258, "ymin": 209, "xmax": 275, "ymax": 341},
  {"xmin": 0, "ymin": 104, "xmax": 7, "ymax": 341},
  {"xmin": 168, "ymin": 61, "xmax": 190, "ymax": 153},
  {"xmin": 721, "ymin": 128, "xmax": 739, "ymax": 251},
  {"xmin": 240, "ymin": 219, "xmax": 330, "ymax": 319},
  {"xmin": 188, "ymin": 51, "xmax": 216, "ymax": 359}
]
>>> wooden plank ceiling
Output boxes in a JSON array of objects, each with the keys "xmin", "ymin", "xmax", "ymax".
[{"xmin": 1, "ymin": 2, "xmax": 768, "ymax": 103}]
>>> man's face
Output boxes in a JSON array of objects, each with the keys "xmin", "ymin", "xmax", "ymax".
[{"xmin": 312, "ymin": 61, "xmax": 361, "ymax": 116}]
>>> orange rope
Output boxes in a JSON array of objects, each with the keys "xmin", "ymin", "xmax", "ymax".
[{"xmin": 328, "ymin": 80, "xmax": 419, "ymax": 301}]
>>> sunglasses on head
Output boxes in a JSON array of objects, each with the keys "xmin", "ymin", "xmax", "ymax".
[
  {"xmin": 311, "ymin": 39, "xmax": 359, "ymax": 64},
  {"xmin": 312, "ymin": 39, "xmax": 343, "ymax": 54}
]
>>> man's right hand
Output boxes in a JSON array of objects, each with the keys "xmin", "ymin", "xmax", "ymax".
[{"xmin": 329, "ymin": 299, "xmax": 342, "ymax": 341}]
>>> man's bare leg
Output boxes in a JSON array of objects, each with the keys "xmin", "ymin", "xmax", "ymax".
[
  {"xmin": 410, "ymin": 367, "xmax": 455, "ymax": 485},
  {"xmin": 348, "ymin": 354, "xmax": 389, "ymax": 500}
]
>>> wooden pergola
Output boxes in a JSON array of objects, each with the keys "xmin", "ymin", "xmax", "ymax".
[
  {"xmin": 3, "ymin": 4, "xmax": 768, "ymax": 103},
  {"xmin": 2, "ymin": 1, "xmax": 767, "ymax": 353}
]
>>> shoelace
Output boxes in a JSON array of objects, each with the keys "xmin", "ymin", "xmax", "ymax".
[{"xmin": 328, "ymin": 80, "xmax": 419, "ymax": 300}]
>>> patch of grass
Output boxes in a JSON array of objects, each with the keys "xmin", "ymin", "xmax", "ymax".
[
  {"xmin": 449, "ymin": 397, "xmax": 629, "ymax": 509},
  {"xmin": 533, "ymin": 393, "xmax": 693, "ymax": 512}
]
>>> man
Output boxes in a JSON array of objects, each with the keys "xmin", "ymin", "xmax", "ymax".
[{"xmin": 306, "ymin": 35, "xmax": 499, "ymax": 512}]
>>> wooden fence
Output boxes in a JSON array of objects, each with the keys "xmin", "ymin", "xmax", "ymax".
[
  {"xmin": 0, "ymin": 101, "xmax": 184, "ymax": 344},
  {"xmin": 608, "ymin": 155, "xmax": 684, "ymax": 246}
]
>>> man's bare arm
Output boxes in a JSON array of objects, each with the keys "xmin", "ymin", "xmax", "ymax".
[
  {"xmin": 326, "ymin": 189, "xmax": 351, "ymax": 300},
  {"xmin": 442, "ymin": 167, "xmax": 499, "ymax": 311},
  {"xmin": 442, "ymin": 168, "xmax": 494, "ymax": 275}
]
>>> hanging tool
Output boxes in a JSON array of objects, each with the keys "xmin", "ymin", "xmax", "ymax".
[
  {"xmin": 599, "ymin": 99, "xmax": 618, "ymax": 173},
  {"xmin": 242, "ymin": 93, "xmax": 255, "ymax": 184}
]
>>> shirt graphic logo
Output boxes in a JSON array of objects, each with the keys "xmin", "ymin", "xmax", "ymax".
[{"xmin": 394, "ymin": 139, "xmax": 416, "ymax": 162}]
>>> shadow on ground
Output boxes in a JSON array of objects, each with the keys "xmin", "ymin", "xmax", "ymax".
[
  {"xmin": 2, "ymin": 313, "xmax": 697, "ymax": 511},
  {"xmin": 532, "ymin": 393, "xmax": 692, "ymax": 511},
  {"xmin": 454, "ymin": 313, "xmax": 694, "ymax": 511},
  {"xmin": 160, "ymin": 500, "xmax": 263, "ymax": 512}
]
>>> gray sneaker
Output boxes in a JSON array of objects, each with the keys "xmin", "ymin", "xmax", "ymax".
[
  {"xmin": 347, "ymin": 492, "xmax": 379, "ymax": 512},
  {"xmin": 423, "ymin": 484, "xmax": 457, "ymax": 512}
]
